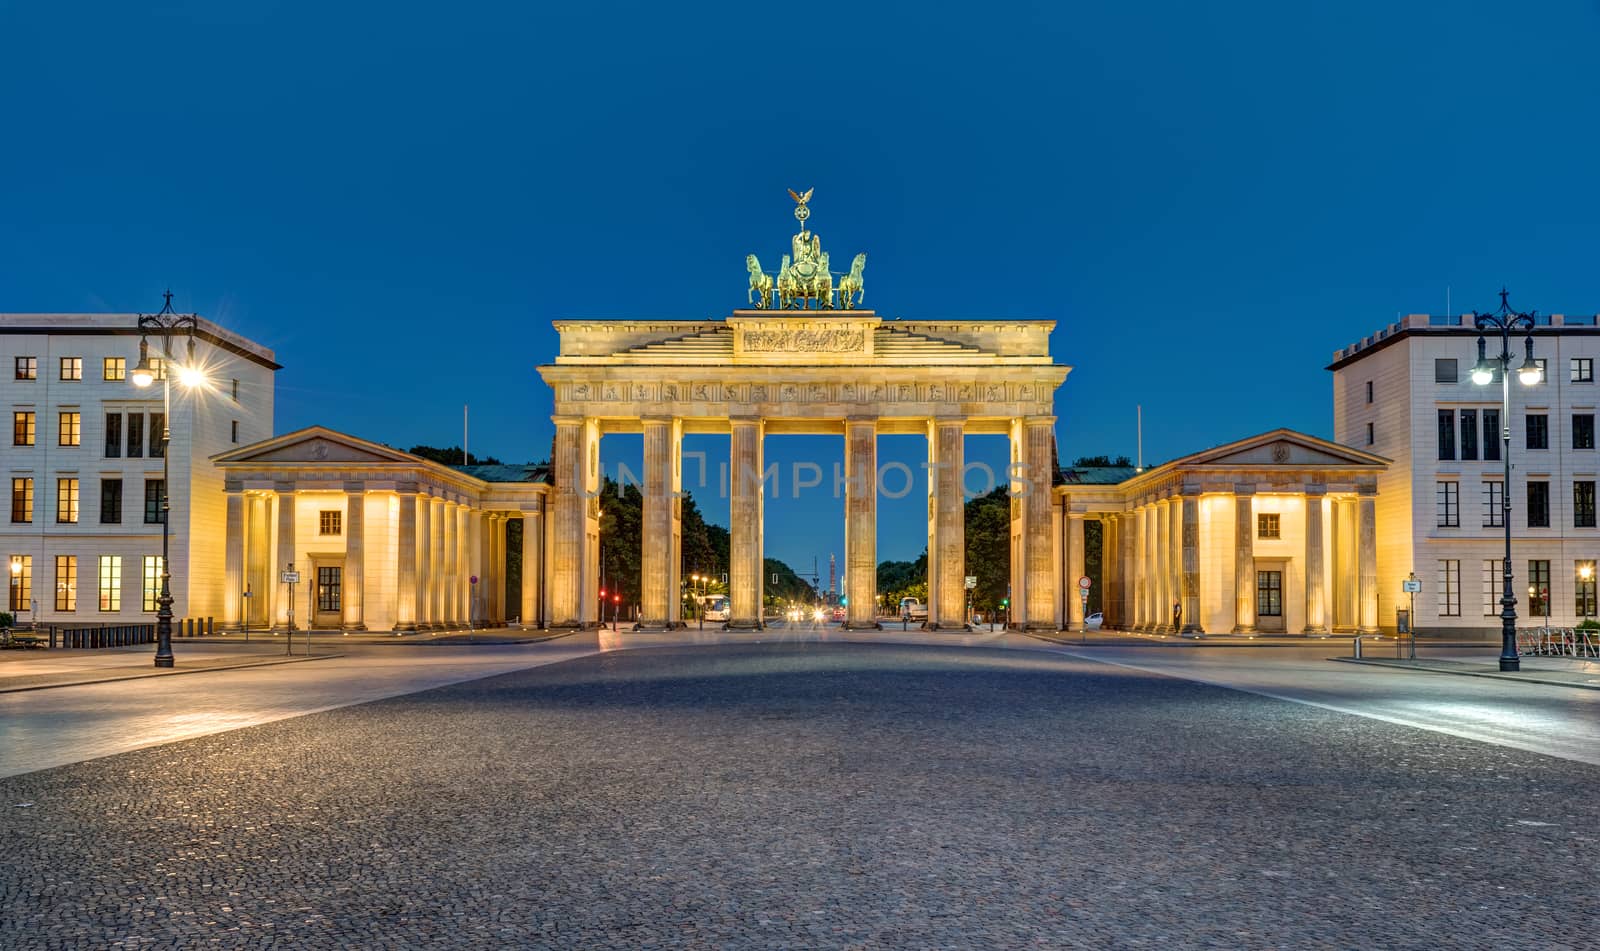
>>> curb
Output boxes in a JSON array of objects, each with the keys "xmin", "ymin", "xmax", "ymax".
[
  {"xmin": 1330, "ymin": 656, "xmax": 1600, "ymax": 691},
  {"xmin": 1023, "ymin": 632, "xmax": 1500, "ymax": 650},
  {"xmin": 0, "ymin": 652, "xmax": 345, "ymax": 695},
  {"xmin": 365, "ymin": 630, "xmax": 580, "ymax": 647}
]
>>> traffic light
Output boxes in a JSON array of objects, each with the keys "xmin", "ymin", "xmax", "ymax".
[
  {"xmin": 999, "ymin": 598, "xmax": 1009, "ymax": 608},
  {"xmin": 841, "ymin": 595, "xmax": 848, "ymax": 606}
]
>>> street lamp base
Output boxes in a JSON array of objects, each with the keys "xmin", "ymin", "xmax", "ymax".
[
  {"xmin": 154, "ymin": 654, "xmax": 174, "ymax": 668},
  {"xmin": 1499, "ymin": 657, "xmax": 1520, "ymax": 672}
]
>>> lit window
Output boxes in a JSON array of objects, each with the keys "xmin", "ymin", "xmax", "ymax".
[
  {"xmin": 142, "ymin": 556, "xmax": 163, "ymax": 612},
  {"xmin": 58, "ymin": 411, "xmax": 80, "ymax": 447},
  {"xmin": 1578, "ymin": 561, "xmax": 1597, "ymax": 617},
  {"xmin": 10, "ymin": 478, "xmax": 32, "ymax": 524},
  {"xmin": 98, "ymin": 555, "xmax": 121, "ymax": 612},
  {"xmin": 319, "ymin": 510, "xmax": 342, "ymax": 536},
  {"xmin": 13, "ymin": 410, "xmax": 35, "ymax": 446},
  {"xmin": 54, "ymin": 555, "xmax": 76, "ymax": 612},
  {"xmin": 56, "ymin": 478, "xmax": 79, "ymax": 524},
  {"xmin": 317, "ymin": 566, "xmax": 342, "ymax": 612},
  {"xmin": 103, "ymin": 357, "xmax": 125, "ymax": 381},
  {"xmin": 7, "ymin": 555, "xmax": 31, "ymax": 611},
  {"xmin": 1257, "ymin": 513, "xmax": 1280, "ymax": 539},
  {"xmin": 58, "ymin": 357, "xmax": 81, "ymax": 381}
]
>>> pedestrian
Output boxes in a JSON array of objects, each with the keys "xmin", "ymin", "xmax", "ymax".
[{"xmin": 1172, "ymin": 599, "xmax": 1182, "ymax": 631}]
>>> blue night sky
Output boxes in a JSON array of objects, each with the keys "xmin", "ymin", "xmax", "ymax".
[{"xmin": 4, "ymin": 2, "xmax": 1599, "ymax": 574}]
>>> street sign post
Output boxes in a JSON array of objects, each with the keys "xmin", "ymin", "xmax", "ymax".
[
  {"xmin": 282, "ymin": 564, "xmax": 298, "ymax": 656},
  {"xmin": 1403, "ymin": 572, "xmax": 1420, "ymax": 659},
  {"xmin": 964, "ymin": 576, "xmax": 977, "ymax": 589}
]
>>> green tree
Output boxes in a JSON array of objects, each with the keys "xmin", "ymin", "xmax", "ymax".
[
  {"xmin": 1070, "ymin": 455, "xmax": 1131, "ymax": 468},
  {"xmin": 765, "ymin": 558, "xmax": 818, "ymax": 607},
  {"xmin": 597, "ymin": 478, "xmax": 643, "ymax": 608},
  {"xmin": 964, "ymin": 486, "xmax": 1011, "ymax": 614},
  {"xmin": 407, "ymin": 445, "xmax": 503, "ymax": 466},
  {"xmin": 876, "ymin": 553, "xmax": 928, "ymax": 608}
]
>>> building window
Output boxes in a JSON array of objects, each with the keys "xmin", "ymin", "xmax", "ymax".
[
  {"xmin": 142, "ymin": 556, "xmax": 163, "ymax": 612},
  {"xmin": 1574, "ymin": 358, "xmax": 1594, "ymax": 383},
  {"xmin": 1257, "ymin": 513, "xmax": 1280, "ymax": 539},
  {"xmin": 98, "ymin": 555, "xmax": 121, "ymax": 612},
  {"xmin": 127, "ymin": 413, "xmax": 144, "ymax": 458},
  {"xmin": 148, "ymin": 357, "xmax": 166, "ymax": 381},
  {"xmin": 149, "ymin": 412, "xmax": 164, "ymax": 458},
  {"xmin": 10, "ymin": 478, "xmax": 32, "ymax": 524},
  {"xmin": 1576, "ymin": 414, "xmax": 1595, "ymax": 450},
  {"xmin": 104, "ymin": 412, "xmax": 122, "ymax": 458},
  {"xmin": 7, "ymin": 555, "xmax": 31, "ymax": 612},
  {"xmin": 144, "ymin": 479, "xmax": 165, "ymax": 524},
  {"xmin": 1577, "ymin": 481, "xmax": 1597, "ymax": 528},
  {"xmin": 58, "ymin": 410, "xmax": 80, "ymax": 447},
  {"xmin": 56, "ymin": 478, "xmax": 79, "ymax": 523},
  {"xmin": 13, "ymin": 410, "xmax": 35, "ymax": 447},
  {"xmin": 1460, "ymin": 409, "xmax": 1478, "ymax": 461},
  {"xmin": 1482, "ymin": 560, "xmax": 1502, "ymax": 616},
  {"xmin": 1578, "ymin": 561, "xmax": 1598, "ymax": 617},
  {"xmin": 1435, "ymin": 358, "xmax": 1458, "ymax": 384},
  {"xmin": 1526, "ymin": 413, "xmax": 1548, "ymax": 450},
  {"xmin": 1528, "ymin": 560, "xmax": 1551, "ymax": 617},
  {"xmin": 1437, "ymin": 409, "xmax": 1455, "ymax": 460},
  {"xmin": 1482, "ymin": 480, "xmax": 1504, "ymax": 527},
  {"xmin": 103, "ymin": 357, "xmax": 125, "ymax": 382},
  {"xmin": 1483, "ymin": 409, "xmax": 1501, "ymax": 461},
  {"xmin": 1366, "ymin": 421, "xmax": 1374, "ymax": 446},
  {"xmin": 1527, "ymin": 480, "xmax": 1550, "ymax": 527},
  {"xmin": 317, "ymin": 566, "xmax": 342, "ymax": 612},
  {"xmin": 1436, "ymin": 481, "xmax": 1459, "ymax": 528},
  {"xmin": 54, "ymin": 555, "xmax": 76, "ymax": 612},
  {"xmin": 1256, "ymin": 570, "xmax": 1283, "ymax": 618},
  {"xmin": 14, "ymin": 356, "xmax": 36, "ymax": 380},
  {"xmin": 1365, "ymin": 380, "xmax": 1373, "ymax": 403},
  {"xmin": 231, "ymin": 378, "xmax": 239, "ymax": 402},
  {"xmin": 231, "ymin": 420, "xmax": 239, "ymax": 444},
  {"xmin": 100, "ymin": 478, "xmax": 122, "ymax": 524},
  {"xmin": 319, "ymin": 510, "xmax": 342, "ymax": 536},
  {"xmin": 1437, "ymin": 560, "xmax": 1461, "ymax": 617},
  {"xmin": 1535, "ymin": 358, "xmax": 1548, "ymax": 383},
  {"xmin": 58, "ymin": 357, "xmax": 81, "ymax": 381}
]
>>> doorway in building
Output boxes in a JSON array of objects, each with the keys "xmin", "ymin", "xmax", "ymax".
[
  {"xmin": 1255, "ymin": 568, "xmax": 1285, "ymax": 633},
  {"xmin": 314, "ymin": 564, "xmax": 342, "ymax": 629}
]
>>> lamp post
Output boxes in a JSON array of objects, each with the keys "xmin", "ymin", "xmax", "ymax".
[
  {"xmin": 1470, "ymin": 288, "xmax": 1542, "ymax": 672},
  {"xmin": 131, "ymin": 291, "xmax": 206, "ymax": 668}
]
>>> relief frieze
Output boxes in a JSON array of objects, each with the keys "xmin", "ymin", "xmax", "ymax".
[{"xmin": 741, "ymin": 328, "xmax": 866, "ymax": 353}]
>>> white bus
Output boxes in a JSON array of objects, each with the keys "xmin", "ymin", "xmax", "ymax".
[{"xmin": 701, "ymin": 595, "xmax": 730, "ymax": 622}]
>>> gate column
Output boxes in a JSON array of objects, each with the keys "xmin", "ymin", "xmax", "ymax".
[
  {"xmin": 550, "ymin": 415, "xmax": 597, "ymax": 628},
  {"xmin": 845, "ymin": 416, "xmax": 879, "ymax": 629},
  {"xmin": 729, "ymin": 417, "xmax": 765, "ymax": 628},
  {"xmin": 1020, "ymin": 416, "xmax": 1057, "ymax": 630},
  {"xmin": 640, "ymin": 416, "xmax": 682, "ymax": 629},
  {"xmin": 927, "ymin": 418, "xmax": 966, "ymax": 629}
]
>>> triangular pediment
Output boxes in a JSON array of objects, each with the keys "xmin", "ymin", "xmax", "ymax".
[
  {"xmin": 213, "ymin": 426, "xmax": 422, "ymax": 466},
  {"xmin": 1178, "ymin": 429, "xmax": 1388, "ymax": 469}
]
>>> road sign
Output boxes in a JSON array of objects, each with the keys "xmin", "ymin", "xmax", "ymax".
[
  {"xmin": 1078, "ymin": 576, "xmax": 1092, "ymax": 591},
  {"xmin": 280, "ymin": 570, "xmax": 300, "ymax": 584},
  {"xmin": 1402, "ymin": 578, "xmax": 1421, "ymax": 593},
  {"xmin": 964, "ymin": 575, "xmax": 977, "ymax": 589}
]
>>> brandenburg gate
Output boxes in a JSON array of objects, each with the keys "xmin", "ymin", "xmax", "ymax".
[{"xmin": 537, "ymin": 191, "xmax": 1071, "ymax": 630}]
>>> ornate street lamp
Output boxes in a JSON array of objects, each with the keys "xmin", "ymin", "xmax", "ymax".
[
  {"xmin": 1470, "ymin": 288, "xmax": 1539, "ymax": 672},
  {"xmin": 131, "ymin": 291, "xmax": 207, "ymax": 668}
]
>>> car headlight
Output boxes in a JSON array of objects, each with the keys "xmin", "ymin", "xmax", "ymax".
[{"xmin": 812, "ymin": 608, "xmax": 826, "ymax": 621}]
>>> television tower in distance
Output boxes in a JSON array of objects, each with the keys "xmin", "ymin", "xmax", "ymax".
[{"xmin": 828, "ymin": 553, "xmax": 837, "ymax": 604}]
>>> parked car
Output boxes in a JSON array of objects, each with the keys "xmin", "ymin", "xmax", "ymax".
[
  {"xmin": 830, "ymin": 605, "xmax": 846, "ymax": 622},
  {"xmin": 1085, "ymin": 612, "xmax": 1104, "ymax": 630}
]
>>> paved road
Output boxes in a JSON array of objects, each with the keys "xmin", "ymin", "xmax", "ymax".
[{"xmin": 2, "ymin": 641, "xmax": 1596, "ymax": 949}]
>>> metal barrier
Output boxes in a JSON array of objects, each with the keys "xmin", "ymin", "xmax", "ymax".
[{"xmin": 44, "ymin": 624, "xmax": 157, "ymax": 649}]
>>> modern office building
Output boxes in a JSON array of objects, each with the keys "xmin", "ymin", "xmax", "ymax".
[
  {"xmin": 1330, "ymin": 310, "xmax": 1600, "ymax": 634},
  {"xmin": 2, "ymin": 313, "xmax": 277, "ymax": 625}
]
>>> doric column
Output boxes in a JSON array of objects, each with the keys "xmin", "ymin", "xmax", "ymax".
[
  {"xmin": 429, "ymin": 497, "xmax": 445, "ymax": 628},
  {"xmin": 495, "ymin": 514, "xmax": 508, "ymax": 622},
  {"xmin": 484, "ymin": 514, "xmax": 499, "ymax": 623},
  {"xmin": 520, "ymin": 502, "xmax": 542, "ymax": 628},
  {"xmin": 1102, "ymin": 515, "xmax": 1118, "ymax": 628},
  {"xmin": 275, "ymin": 484, "xmax": 296, "ymax": 631},
  {"xmin": 247, "ymin": 494, "xmax": 271, "ymax": 629},
  {"xmin": 640, "ymin": 416, "xmax": 677, "ymax": 629},
  {"xmin": 1155, "ymin": 498, "xmax": 1172, "ymax": 632},
  {"xmin": 549, "ymin": 416, "xmax": 592, "ymax": 628},
  {"xmin": 1358, "ymin": 489, "xmax": 1379, "ymax": 632},
  {"xmin": 393, "ymin": 487, "xmax": 418, "ymax": 632},
  {"xmin": 928, "ymin": 419, "xmax": 966, "ymax": 629},
  {"xmin": 343, "ymin": 485, "xmax": 365, "ymax": 630},
  {"xmin": 1232, "ymin": 487, "xmax": 1256, "ymax": 633},
  {"xmin": 1304, "ymin": 486, "xmax": 1328, "ymax": 634},
  {"xmin": 224, "ymin": 487, "xmax": 245, "ymax": 630},
  {"xmin": 1132, "ymin": 505, "xmax": 1147, "ymax": 630},
  {"xmin": 1331, "ymin": 498, "xmax": 1355, "ymax": 631},
  {"xmin": 1020, "ymin": 416, "xmax": 1056, "ymax": 630},
  {"xmin": 1067, "ymin": 511, "xmax": 1086, "ymax": 630},
  {"xmin": 1180, "ymin": 491, "xmax": 1202, "ymax": 635},
  {"xmin": 441, "ymin": 501, "xmax": 458, "ymax": 627},
  {"xmin": 415, "ymin": 492, "xmax": 433, "ymax": 629},
  {"xmin": 456, "ymin": 504, "xmax": 470, "ymax": 625},
  {"xmin": 845, "ymin": 416, "xmax": 879, "ymax": 628},
  {"xmin": 468, "ymin": 510, "xmax": 484, "ymax": 626},
  {"xmin": 729, "ymin": 416, "xmax": 765, "ymax": 627}
]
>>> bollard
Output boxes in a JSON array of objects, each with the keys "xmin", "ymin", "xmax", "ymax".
[{"xmin": 1352, "ymin": 636, "xmax": 1363, "ymax": 659}]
